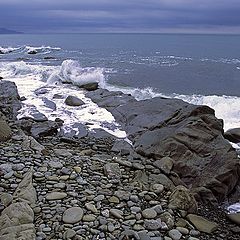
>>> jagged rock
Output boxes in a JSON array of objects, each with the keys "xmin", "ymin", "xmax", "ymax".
[
  {"xmin": 30, "ymin": 120, "xmax": 60, "ymax": 139},
  {"xmin": 59, "ymin": 123, "xmax": 88, "ymax": 139},
  {"xmin": 0, "ymin": 119, "xmax": 12, "ymax": 142},
  {"xmin": 111, "ymin": 139, "xmax": 133, "ymax": 155},
  {"xmin": 104, "ymin": 163, "xmax": 122, "ymax": 182},
  {"xmin": 88, "ymin": 93, "xmax": 240, "ymax": 203},
  {"xmin": 65, "ymin": 95, "xmax": 85, "ymax": 106},
  {"xmin": 153, "ymin": 157, "xmax": 174, "ymax": 175},
  {"xmin": 0, "ymin": 81, "xmax": 21, "ymax": 119},
  {"xmin": 0, "ymin": 202, "xmax": 35, "ymax": 240},
  {"xmin": 224, "ymin": 128, "xmax": 240, "ymax": 143},
  {"xmin": 186, "ymin": 214, "xmax": 218, "ymax": 233},
  {"xmin": 13, "ymin": 169, "xmax": 37, "ymax": 207},
  {"xmin": 80, "ymin": 82, "xmax": 98, "ymax": 91},
  {"xmin": 22, "ymin": 135, "xmax": 45, "ymax": 153},
  {"xmin": 0, "ymin": 193, "xmax": 13, "ymax": 207},
  {"xmin": 168, "ymin": 185, "xmax": 198, "ymax": 213}
]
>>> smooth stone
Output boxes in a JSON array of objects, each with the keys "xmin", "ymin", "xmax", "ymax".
[
  {"xmin": 46, "ymin": 192, "xmax": 67, "ymax": 200},
  {"xmin": 168, "ymin": 229, "xmax": 182, "ymax": 240},
  {"xmin": 82, "ymin": 214, "xmax": 96, "ymax": 222},
  {"xmin": 109, "ymin": 196, "xmax": 120, "ymax": 203},
  {"xmin": 63, "ymin": 207, "xmax": 84, "ymax": 224},
  {"xmin": 85, "ymin": 203, "xmax": 98, "ymax": 213},
  {"xmin": 65, "ymin": 95, "xmax": 85, "ymax": 106},
  {"xmin": 144, "ymin": 219, "xmax": 162, "ymax": 230},
  {"xmin": 150, "ymin": 184, "xmax": 164, "ymax": 194},
  {"xmin": 142, "ymin": 208, "xmax": 157, "ymax": 219},
  {"xmin": 110, "ymin": 209, "xmax": 124, "ymax": 219},
  {"xmin": 63, "ymin": 229, "xmax": 76, "ymax": 239},
  {"xmin": 187, "ymin": 214, "xmax": 218, "ymax": 233}
]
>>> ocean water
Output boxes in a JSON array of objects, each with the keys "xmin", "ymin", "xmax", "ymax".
[{"xmin": 1, "ymin": 33, "xmax": 240, "ymax": 140}]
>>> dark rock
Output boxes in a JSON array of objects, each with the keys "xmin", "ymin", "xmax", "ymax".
[
  {"xmin": 44, "ymin": 56, "xmax": 55, "ymax": 60},
  {"xmin": 65, "ymin": 95, "xmax": 85, "ymax": 106},
  {"xmin": 0, "ymin": 81, "xmax": 21, "ymax": 119},
  {"xmin": 0, "ymin": 76, "xmax": 3, "ymax": 80},
  {"xmin": 42, "ymin": 97, "xmax": 56, "ymax": 110},
  {"xmin": 86, "ymin": 89, "xmax": 136, "ymax": 111},
  {"xmin": 34, "ymin": 88, "xmax": 49, "ymax": 95},
  {"xmin": 111, "ymin": 139, "xmax": 133, "ymax": 156},
  {"xmin": 0, "ymin": 119, "xmax": 12, "ymax": 142},
  {"xmin": 59, "ymin": 123, "xmax": 88, "ymax": 139},
  {"xmin": 27, "ymin": 50, "xmax": 37, "ymax": 54},
  {"xmin": 31, "ymin": 121, "xmax": 60, "ymax": 139},
  {"xmin": 89, "ymin": 94, "xmax": 240, "ymax": 203},
  {"xmin": 224, "ymin": 128, "xmax": 240, "ymax": 143},
  {"xmin": 88, "ymin": 128, "xmax": 116, "ymax": 140},
  {"xmin": 53, "ymin": 94, "xmax": 64, "ymax": 99},
  {"xmin": 80, "ymin": 82, "xmax": 98, "ymax": 91},
  {"xmin": 20, "ymin": 109, "xmax": 48, "ymax": 122}
]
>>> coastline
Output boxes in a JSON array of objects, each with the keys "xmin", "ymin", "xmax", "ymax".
[{"xmin": 0, "ymin": 80, "xmax": 240, "ymax": 239}]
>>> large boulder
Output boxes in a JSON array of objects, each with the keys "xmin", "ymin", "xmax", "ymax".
[
  {"xmin": 88, "ymin": 92, "xmax": 240, "ymax": 203},
  {"xmin": 224, "ymin": 128, "xmax": 240, "ymax": 143},
  {"xmin": 0, "ymin": 81, "xmax": 21, "ymax": 119}
]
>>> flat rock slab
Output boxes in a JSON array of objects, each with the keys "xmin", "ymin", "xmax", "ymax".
[
  {"xmin": 104, "ymin": 163, "xmax": 122, "ymax": 182},
  {"xmin": 63, "ymin": 207, "xmax": 84, "ymax": 224},
  {"xmin": 46, "ymin": 192, "xmax": 67, "ymax": 200},
  {"xmin": 187, "ymin": 214, "xmax": 218, "ymax": 233},
  {"xmin": 227, "ymin": 213, "xmax": 240, "ymax": 225}
]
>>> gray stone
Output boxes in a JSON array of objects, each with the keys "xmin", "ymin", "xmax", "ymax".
[
  {"xmin": 0, "ymin": 193, "xmax": 13, "ymax": 207},
  {"xmin": 168, "ymin": 229, "xmax": 182, "ymax": 240},
  {"xmin": 65, "ymin": 95, "xmax": 85, "ymax": 106},
  {"xmin": 0, "ymin": 119, "xmax": 12, "ymax": 142},
  {"xmin": 142, "ymin": 208, "xmax": 157, "ymax": 219},
  {"xmin": 144, "ymin": 219, "xmax": 162, "ymax": 230},
  {"xmin": 186, "ymin": 214, "xmax": 218, "ymax": 233},
  {"xmin": 104, "ymin": 163, "xmax": 122, "ymax": 181},
  {"xmin": 46, "ymin": 192, "xmax": 67, "ymax": 200},
  {"xmin": 153, "ymin": 157, "xmax": 174, "ymax": 175},
  {"xmin": 63, "ymin": 207, "xmax": 84, "ymax": 224},
  {"xmin": 227, "ymin": 213, "xmax": 240, "ymax": 225},
  {"xmin": 168, "ymin": 185, "xmax": 197, "ymax": 213},
  {"xmin": 110, "ymin": 209, "xmax": 124, "ymax": 219}
]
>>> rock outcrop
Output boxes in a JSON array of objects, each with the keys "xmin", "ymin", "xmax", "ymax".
[
  {"xmin": 87, "ymin": 89, "xmax": 240, "ymax": 203},
  {"xmin": 0, "ymin": 169, "xmax": 36, "ymax": 240},
  {"xmin": 0, "ymin": 81, "xmax": 21, "ymax": 119}
]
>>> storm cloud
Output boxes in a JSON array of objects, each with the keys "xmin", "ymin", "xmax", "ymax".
[{"xmin": 1, "ymin": 0, "xmax": 240, "ymax": 33}]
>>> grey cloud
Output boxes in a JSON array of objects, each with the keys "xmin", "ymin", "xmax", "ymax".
[{"xmin": 0, "ymin": 0, "xmax": 240, "ymax": 33}]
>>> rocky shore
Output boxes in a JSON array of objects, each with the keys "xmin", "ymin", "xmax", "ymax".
[{"xmin": 0, "ymin": 81, "xmax": 240, "ymax": 240}]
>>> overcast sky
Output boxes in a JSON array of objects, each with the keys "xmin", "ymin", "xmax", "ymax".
[{"xmin": 1, "ymin": 0, "xmax": 240, "ymax": 33}]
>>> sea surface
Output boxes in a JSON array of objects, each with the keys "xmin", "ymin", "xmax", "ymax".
[{"xmin": 0, "ymin": 33, "xmax": 240, "ymax": 142}]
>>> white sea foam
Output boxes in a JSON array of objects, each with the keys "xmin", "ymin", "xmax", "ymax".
[
  {"xmin": 0, "ymin": 46, "xmax": 21, "ymax": 54},
  {"xmin": 0, "ymin": 60, "xmax": 125, "ymax": 139},
  {"xmin": 25, "ymin": 45, "xmax": 61, "ymax": 54},
  {"xmin": 47, "ymin": 60, "xmax": 106, "ymax": 88}
]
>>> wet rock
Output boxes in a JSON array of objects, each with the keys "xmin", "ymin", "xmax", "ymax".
[
  {"xmin": 65, "ymin": 95, "xmax": 85, "ymax": 106},
  {"xmin": 0, "ymin": 81, "xmax": 21, "ymax": 119},
  {"xmin": 186, "ymin": 214, "xmax": 218, "ymax": 233},
  {"xmin": 99, "ymin": 95, "xmax": 239, "ymax": 202},
  {"xmin": 80, "ymin": 82, "xmax": 98, "ymax": 91},
  {"xmin": 224, "ymin": 128, "xmax": 240, "ymax": 143}
]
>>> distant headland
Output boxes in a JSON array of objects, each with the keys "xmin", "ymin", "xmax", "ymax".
[{"xmin": 0, "ymin": 28, "xmax": 23, "ymax": 34}]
